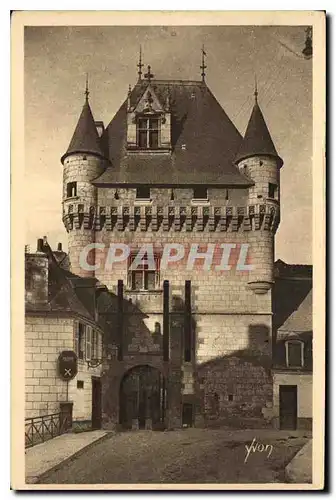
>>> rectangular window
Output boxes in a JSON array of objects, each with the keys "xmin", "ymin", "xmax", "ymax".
[
  {"xmin": 66, "ymin": 181, "xmax": 77, "ymax": 198},
  {"xmin": 286, "ymin": 341, "xmax": 304, "ymax": 368},
  {"xmin": 136, "ymin": 186, "xmax": 150, "ymax": 199},
  {"xmin": 268, "ymin": 183, "xmax": 278, "ymax": 199},
  {"xmin": 128, "ymin": 253, "xmax": 160, "ymax": 291},
  {"xmin": 193, "ymin": 186, "xmax": 208, "ymax": 200},
  {"xmin": 137, "ymin": 118, "xmax": 159, "ymax": 148}
]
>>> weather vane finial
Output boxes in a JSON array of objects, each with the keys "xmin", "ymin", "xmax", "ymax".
[
  {"xmin": 85, "ymin": 73, "xmax": 89, "ymax": 102},
  {"xmin": 200, "ymin": 45, "xmax": 207, "ymax": 83},
  {"xmin": 254, "ymin": 74, "xmax": 258, "ymax": 103},
  {"xmin": 137, "ymin": 46, "xmax": 144, "ymax": 80}
]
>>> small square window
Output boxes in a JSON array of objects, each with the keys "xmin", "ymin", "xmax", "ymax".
[
  {"xmin": 66, "ymin": 182, "xmax": 77, "ymax": 198},
  {"xmin": 77, "ymin": 380, "xmax": 84, "ymax": 389},
  {"xmin": 228, "ymin": 394, "xmax": 234, "ymax": 402},
  {"xmin": 193, "ymin": 186, "xmax": 208, "ymax": 200},
  {"xmin": 136, "ymin": 186, "xmax": 150, "ymax": 199}
]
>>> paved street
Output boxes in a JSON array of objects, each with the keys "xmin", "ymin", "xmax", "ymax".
[{"xmin": 38, "ymin": 428, "xmax": 310, "ymax": 484}]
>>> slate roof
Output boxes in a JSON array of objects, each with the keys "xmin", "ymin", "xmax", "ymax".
[
  {"xmin": 61, "ymin": 100, "xmax": 106, "ymax": 164},
  {"xmin": 278, "ymin": 289, "xmax": 312, "ymax": 334},
  {"xmin": 93, "ymin": 80, "xmax": 252, "ymax": 186},
  {"xmin": 274, "ymin": 259, "xmax": 313, "ymax": 279},
  {"xmin": 235, "ymin": 100, "xmax": 282, "ymax": 166}
]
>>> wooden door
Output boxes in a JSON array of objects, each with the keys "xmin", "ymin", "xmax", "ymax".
[{"xmin": 279, "ymin": 385, "xmax": 297, "ymax": 430}]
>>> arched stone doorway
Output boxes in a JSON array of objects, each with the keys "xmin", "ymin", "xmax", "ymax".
[{"xmin": 119, "ymin": 365, "xmax": 166, "ymax": 430}]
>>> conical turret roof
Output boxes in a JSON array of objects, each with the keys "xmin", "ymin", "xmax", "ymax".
[
  {"xmin": 235, "ymin": 99, "xmax": 282, "ymax": 165},
  {"xmin": 61, "ymin": 99, "xmax": 105, "ymax": 164}
]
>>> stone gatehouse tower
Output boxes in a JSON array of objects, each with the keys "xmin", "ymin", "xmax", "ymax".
[{"xmin": 61, "ymin": 63, "xmax": 283, "ymax": 430}]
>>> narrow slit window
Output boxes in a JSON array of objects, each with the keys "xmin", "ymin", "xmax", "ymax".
[{"xmin": 184, "ymin": 280, "xmax": 192, "ymax": 362}]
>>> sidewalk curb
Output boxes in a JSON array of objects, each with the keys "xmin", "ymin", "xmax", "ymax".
[{"xmin": 30, "ymin": 431, "xmax": 114, "ymax": 484}]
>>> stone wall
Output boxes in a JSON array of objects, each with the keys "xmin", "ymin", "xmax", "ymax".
[
  {"xmin": 64, "ymin": 181, "xmax": 277, "ymax": 429},
  {"xmin": 25, "ymin": 315, "xmax": 101, "ymax": 421},
  {"xmin": 94, "ymin": 220, "xmax": 274, "ymax": 428}
]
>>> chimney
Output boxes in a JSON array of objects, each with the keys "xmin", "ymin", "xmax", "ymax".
[
  {"xmin": 25, "ymin": 238, "xmax": 49, "ymax": 306},
  {"xmin": 57, "ymin": 242, "xmax": 63, "ymax": 252},
  {"xmin": 37, "ymin": 238, "xmax": 44, "ymax": 252}
]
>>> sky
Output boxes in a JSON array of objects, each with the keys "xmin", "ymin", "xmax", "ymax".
[{"xmin": 24, "ymin": 25, "xmax": 312, "ymax": 264}]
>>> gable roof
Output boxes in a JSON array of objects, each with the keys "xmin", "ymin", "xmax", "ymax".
[
  {"xmin": 61, "ymin": 100, "xmax": 106, "ymax": 164},
  {"xmin": 278, "ymin": 289, "xmax": 312, "ymax": 334},
  {"xmin": 94, "ymin": 80, "xmax": 252, "ymax": 187},
  {"xmin": 235, "ymin": 101, "xmax": 282, "ymax": 166}
]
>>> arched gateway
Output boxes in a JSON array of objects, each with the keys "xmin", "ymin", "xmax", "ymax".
[{"xmin": 119, "ymin": 365, "xmax": 166, "ymax": 430}]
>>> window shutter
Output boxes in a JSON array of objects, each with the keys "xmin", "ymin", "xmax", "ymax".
[
  {"xmin": 86, "ymin": 326, "xmax": 92, "ymax": 361},
  {"xmin": 98, "ymin": 332, "xmax": 102, "ymax": 360},
  {"xmin": 74, "ymin": 320, "xmax": 79, "ymax": 356}
]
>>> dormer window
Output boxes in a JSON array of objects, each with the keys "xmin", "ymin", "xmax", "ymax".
[
  {"xmin": 137, "ymin": 118, "xmax": 159, "ymax": 149},
  {"xmin": 285, "ymin": 340, "xmax": 304, "ymax": 368}
]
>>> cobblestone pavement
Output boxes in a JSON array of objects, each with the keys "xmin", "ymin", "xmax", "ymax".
[{"xmin": 38, "ymin": 428, "xmax": 310, "ymax": 485}]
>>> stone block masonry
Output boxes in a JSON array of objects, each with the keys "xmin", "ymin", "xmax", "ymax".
[{"xmin": 25, "ymin": 315, "xmax": 102, "ymax": 421}]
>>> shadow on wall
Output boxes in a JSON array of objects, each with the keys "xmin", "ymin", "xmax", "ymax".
[
  {"xmin": 97, "ymin": 290, "xmax": 162, "ymax": 356},
  {"xmin": 196, "ymin": 323, "xmax": 273, "ymax": 429},
  {"xmin": 97, "ymin": 287, "xmax": 273, "ymax": 430}
]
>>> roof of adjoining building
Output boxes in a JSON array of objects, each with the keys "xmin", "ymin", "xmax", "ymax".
[
  {"xmin": 278, "ymin": 288, "xmax": 312, "ymax": 333},
  {"xmin": 92, "ymin": 80, "xmax": 253, "ymax": 186},
  {"xmin": 274, "ymin": 259, "xmax": 313, "ymax": 279},
  {"xmin": 25, "ymin": 243, "xmax": 118, "ymax": 328}
]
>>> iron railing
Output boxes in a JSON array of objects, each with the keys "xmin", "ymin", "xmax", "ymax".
[{"xmin": 25, "ymin": 411, "xmax": 71, "ymax": 448}]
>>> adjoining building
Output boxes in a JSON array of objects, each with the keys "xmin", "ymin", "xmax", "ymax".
[
  {"xmin": 25, "ymin": 237, "xmax": 116, "ymax": 428},
  {"xmin": 272, "ymin": 260, "xmax": 313, "ymax": 430}
]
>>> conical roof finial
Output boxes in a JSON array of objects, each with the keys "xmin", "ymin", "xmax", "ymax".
[
  {"xmin": 254, "ymin": 74, "xmax": 258, "ymax": 103},
  {"xmin": 85, "ymin": 73, "xmax": 89, "ymax": 103},
  {"xmin": 137, "ymin": 46, "xmax": 144, "ymax": 81},
  {"xmin": 200, "ymin": 45, "xmax": 207, "ymax": 83}
]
